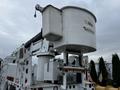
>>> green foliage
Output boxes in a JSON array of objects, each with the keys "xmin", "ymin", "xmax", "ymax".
[
  {"xmin": 112, "ymin": 54, "xmax": 120, "ymax": 87},
  {"xmin": 89, "ymin": 54, "xmax": 120, "ymax": 87},
  {"xmin": 90, "ymin": 60, "xmax": 98, "ymax": 83},
  {"xmin": 98, "ymin": 57, "xmax": 108, "ymax": 86}
]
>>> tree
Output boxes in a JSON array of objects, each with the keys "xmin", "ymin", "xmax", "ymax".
[
  {"xmin": 112, "ymin": 54, "xmax": 120, "ymax": 87},
  {"xmin": 98, "ymin": 57, "xmax": 108, "ymax": 86},
  {"xmin": 90, "ymin": 60, "xmax": 98, "ymax": 83}
]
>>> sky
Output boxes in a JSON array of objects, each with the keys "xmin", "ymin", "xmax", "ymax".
[{"xmin": 0, "ymin": 0, "xmax": 120, "ymax": 62}]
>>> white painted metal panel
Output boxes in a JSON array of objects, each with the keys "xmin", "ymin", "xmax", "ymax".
[
  {"xmin": 44, "ymin": 61, "xmax": 59, "ymax": 81},
  {"xmin": 37, "ymin": 56, "xmax": 53, "ymax": 81},
  {"xmin": 7, "ymin": 63, "xmax": 17, "ymax": 80},
  {"xmin": 42, "ymin": 5, "xmax": 62, "ymax": 41},
  {"xmin": 54, "ymin": 7, "xmax": 96, "ymax": 53}
]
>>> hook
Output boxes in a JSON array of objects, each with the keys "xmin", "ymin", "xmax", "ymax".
[{"xmin": 34, "ymin": 10, "xmax": 37, "ymax": 18}]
